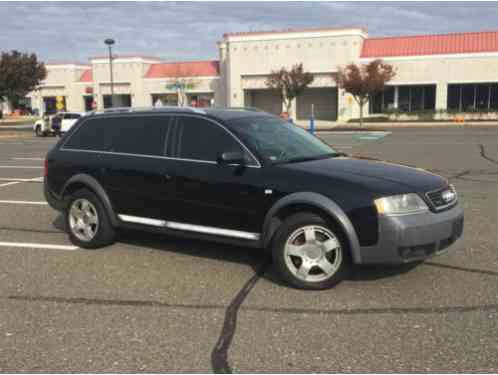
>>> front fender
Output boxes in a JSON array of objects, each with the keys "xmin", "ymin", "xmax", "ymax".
[{"xmin": 262, "ymin": 192, "xmax": 362, "ymax": 263}]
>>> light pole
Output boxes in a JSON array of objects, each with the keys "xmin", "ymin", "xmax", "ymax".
[{"xmin": 104, "ymin": 38, "xmax": 115, "ymax": 108}]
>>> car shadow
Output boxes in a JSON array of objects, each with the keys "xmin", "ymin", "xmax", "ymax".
[{"xmin": 52, "ymin": 214, "xmax": 421, "ymax": 287}]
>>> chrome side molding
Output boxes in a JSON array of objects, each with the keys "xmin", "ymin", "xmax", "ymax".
[{"xmin": 118, "ymin": 214, "xmax": 260, "ymax": 240}]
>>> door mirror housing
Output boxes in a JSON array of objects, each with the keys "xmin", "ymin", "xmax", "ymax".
[{"xmin": 218, "ymin": 151, "xmax": 246, "ymax": 165}]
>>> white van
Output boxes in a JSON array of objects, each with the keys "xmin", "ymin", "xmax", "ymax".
[{"xmin": 34, "ymin": 112, "xmax": 84, "ymax": 137}]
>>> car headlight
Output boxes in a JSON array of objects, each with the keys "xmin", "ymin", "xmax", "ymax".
[{"xmin": 374, "ymin": 193, "xmax": 429, "ymax": 216}]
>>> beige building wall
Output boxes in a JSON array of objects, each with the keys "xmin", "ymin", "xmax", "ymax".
[
  {"xmin": 28, "ymin": 64, "xmax": 91, "ymax": 114},
  {"xmin": 143, "ymin": 76, "xmax": 220, "ymax": 106},
  {"xmin": 90, "ymin": 57, "xmax": 160, "ymax": 109},
  {"xmin": 219, "ymin": 28, "xmax": 367, "ymax": 121},
  {"xmin": 27, "ymin": 29, "xmax": 498, "ymax": 123},
  {"xmin": 361, "ymin": 53, "xmax": 498, "ymax": 113}
]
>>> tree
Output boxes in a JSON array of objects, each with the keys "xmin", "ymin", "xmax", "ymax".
[
  {"xmin": 334, "ymin": 59, "xmax": 395, "ymax": 126},
  {"xmin": 265, "ymin": 63, "xmax": 314, "ymax": 117},
  {"xmin": 0, "ymin": 50, "xmax": 47, "ymax": 109},
  {"xmin": 165, "ymin": 64, "xmax": 198, "ymax": 107}
]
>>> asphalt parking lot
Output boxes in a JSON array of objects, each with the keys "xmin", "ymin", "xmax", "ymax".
[{"xmin": 0, "ymin": 127, "xmax": 497, "ymax": 372}]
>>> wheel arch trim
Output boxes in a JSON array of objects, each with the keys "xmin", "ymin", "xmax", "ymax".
[
  {"xmin": 61, "ymin": 174, "xmax": 118, "ymax": 227},
  {"xmin": 262, "ymin": 192, "xmax": 362, "ymax": 263}
]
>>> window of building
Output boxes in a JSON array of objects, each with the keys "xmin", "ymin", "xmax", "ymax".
[
  {"xmin": 447, "ymin": 83, "xmax": 498, "ymax": 112},
  {"xmin": 490, "ymin": 84, "xmax": 498, "ymax": 110},
  {"xmin": 370, "ymin": 85, "xmax": 436, "ymax": 114},
  {"xmin": 369, "ymin": 86, "xmax": 395, "ymax": 114},
  {"xmin": 103, "ymin": 94, "xmax": 132, "ymax": 109},
  {"xmin": 177, "ymin": 116, "xmax": 249, "ymax": 163}
]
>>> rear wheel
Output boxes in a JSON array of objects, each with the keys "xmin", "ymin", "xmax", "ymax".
[
  {"xmin": 272, "ymin": 212, "xmax": 350, "ymax": 290},
  {"xmin": 35, "ymin": 126, "xmax": 45, "ymax": 137},
  {"xmin": 65, "ymin": 189, "xmax": 116, "ymax": 249}
]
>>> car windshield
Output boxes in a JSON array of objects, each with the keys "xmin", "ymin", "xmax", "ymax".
[{"xmin": 228, "ymin": 115, "xmax": 338, "ymax": 164}]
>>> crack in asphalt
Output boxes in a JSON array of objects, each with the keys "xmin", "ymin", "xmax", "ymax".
[
  {"xmin": 449, "ymin": 170, "xmax": 471, "ymax": 181},
  {"xmin": 211, "ymin": 260, "xmax": 271, "ymax": 374},
  {"xmin": 480, "ymin": 144, "xmax": 498, "ymax": 165},
  {"xmin": 6, "ymin": 294, "xmax": 498, "ymax": 316},
  {"xmin": 424, "ymin": 261, "xmax": 498, "ymax": 277}
]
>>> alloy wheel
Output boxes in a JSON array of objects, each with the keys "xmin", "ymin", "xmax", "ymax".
[{"xmin": 284, "ymin": 225, "xmax": 342, "ymax": 283}]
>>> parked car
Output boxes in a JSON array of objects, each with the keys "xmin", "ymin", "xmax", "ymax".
[
  {"xmin": 34, "ymin": 112, "xmax": 84, "ymax": 137},
  {"xmin": 44, "ymin": 107, "xmax": 464, "ymax": 289}
]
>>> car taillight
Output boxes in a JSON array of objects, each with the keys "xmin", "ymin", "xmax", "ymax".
[{"xmin": 44, "ymin": 158, "xmax": 48, "ymax": 177}]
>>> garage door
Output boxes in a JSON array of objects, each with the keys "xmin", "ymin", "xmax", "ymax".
[
  {"xmin": 249, "ymin": 90, "xmax": 282, "ymax": 115},
  {"xmin": 297, "ymin": 88, "xmax": 338, "ymax": 121}
]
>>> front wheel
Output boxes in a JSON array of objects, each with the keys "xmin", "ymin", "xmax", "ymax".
[
  {"xmin": 65, "ymin": 189, "xmax": 116, "ymax": 249},
  {"xmin": 272, "ymin": 213, "xmax": 350, "ymax": 290}
]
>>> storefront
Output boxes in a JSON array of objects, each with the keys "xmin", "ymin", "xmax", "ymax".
[{"xmin": 28, "ymin": 27, "xmax": 498, "ymax": 123}]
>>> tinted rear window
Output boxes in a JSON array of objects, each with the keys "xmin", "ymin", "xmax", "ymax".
[{"xmin": 63, "ymin": 116, "xmax": 171, "ymax": 156}]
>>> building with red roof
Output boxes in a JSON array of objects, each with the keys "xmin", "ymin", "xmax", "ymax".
[{"xmin": 27, "ymin": 27, "xmax": 498, "ymax": 122}]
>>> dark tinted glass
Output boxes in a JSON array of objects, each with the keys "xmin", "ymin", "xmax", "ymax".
[
  {"xmin": 64, "ymin": 116, "xmax": 170, "ymax": 156},
  {"xmin": 369, "ymin": 91, "xmax": 382, "ymax": 114},
  {"xmin": 476, "ymin": 84, "xmax": 490, "ymax": 110},
  {"xmin": 64, "ymin": 113, "xmax": 81, "ymax": 119},
  {"xmin": 228, "ymin": 116, "xmax": 336, "ymax": 164},
  {"xmin": 398, "ymin": 86, "xmax": 410, "ymax": 112},
  {"xmin": 447, "ymin": 85, "xmax": 460, "ymax": 111},
  {"xmin": 63, "ymin": 118, "xmax": 108, "ymax": 151},
  {"xmin": 384, "ymin": 86, "xmax": 395, "ymax": 110},
  {"xmin": 410, "ymin": 86, "xmax": 424, "ymax": 111},
  {"xmin": 424, "ymin": 85, "xmax": 436, "ymax": 110},
  {"xmin": 491, "ymin": 84, "xmax": 498, "ymax": 110},
  {"xmin": 178, "ymin": 116, "xmax": 251, "ymax": 163},
  {"xmin": 461, "ymin": 84, "xmax": 475, "ymax": 111}
]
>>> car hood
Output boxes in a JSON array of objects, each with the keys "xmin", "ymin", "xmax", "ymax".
[{"xmin": 278, "ymin": 156, "xmax": 447, "ymax": 194}]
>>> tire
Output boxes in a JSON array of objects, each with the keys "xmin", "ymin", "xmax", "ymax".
[
  {"xmin": 35, "ymin": 126, "xmax": 45, "ymax": 137},
  {"xmin": 65, "ymin": 188, "xmax": 116, "ymax": 249},
  {"xmin": 272, "ymin": 212, "xmax": 351, "ymax": 290}
]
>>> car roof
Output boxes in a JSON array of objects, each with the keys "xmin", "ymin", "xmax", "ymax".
[{"xmin": 86, "ymin": 106, "xmax": 274, "ymax": 122}]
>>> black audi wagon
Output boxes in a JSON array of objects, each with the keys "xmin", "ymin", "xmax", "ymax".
[{"xmin": 44, "ymin": 107, "xmax": 464, "ymax": 289}]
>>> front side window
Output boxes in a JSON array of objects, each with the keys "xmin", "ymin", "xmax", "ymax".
[
  {"xmin": 228, "ymin": 116, "xmax": 337, "ymax": 164},
  {"xmin": 177, "ymin": 116, "xmax": 256, "ymax": 164}
]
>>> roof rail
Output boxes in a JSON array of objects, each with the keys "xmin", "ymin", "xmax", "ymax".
[
  {"xmin": 217, "ymin": 106, "xmax": 262, "ymax": 112},
  {"xmin": 91, "ymin": 106, "xmax": 206, "ymax": 115}
]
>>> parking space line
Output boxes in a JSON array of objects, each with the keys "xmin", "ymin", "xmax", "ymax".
[
  {"xmin": 0, "ymin": 181, "xmax": 22, "ymax": 188},
  {"xmin": 0, "ymin": 241, "xmax": 78, "ymax": 251},
  {"xmin": 12, "ymin": 157, "xmax": 44, "ymax": 161},
  {"xmin": 0, "ymin": 177, "xmax": 43, "ymax": 182},
  {"xmin": 0, "ymin": 166, "xmax": 43, "ymax": 169},
  {"xmin": 0, "ymin": 200, "xmax": 48, "ymax": 205}
]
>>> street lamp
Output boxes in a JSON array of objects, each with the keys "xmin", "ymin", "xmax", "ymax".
[{"xmin": 104, "ymin": 38, "xmax": 115, "ymax": 108}]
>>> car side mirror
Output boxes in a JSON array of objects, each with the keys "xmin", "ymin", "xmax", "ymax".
[{"xmin": 218, "ymin": 151, "xmax": 246, "ymax": 166}]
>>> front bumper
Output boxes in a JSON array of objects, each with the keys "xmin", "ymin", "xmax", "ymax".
[{"xmin": 358, "ymin": 203, "xmax": 464, "ymax": 264}]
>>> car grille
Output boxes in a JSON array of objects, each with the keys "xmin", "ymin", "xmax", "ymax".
[{"xmin": 426, "ymin": 186, "xmax": 457, "ymax": 210}]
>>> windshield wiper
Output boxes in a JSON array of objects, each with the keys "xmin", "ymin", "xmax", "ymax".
[{"xmin": 274, "ymin": 152, "xmax": 346, "ymax": 165}]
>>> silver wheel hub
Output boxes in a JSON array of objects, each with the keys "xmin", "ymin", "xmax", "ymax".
[
  {"xmin": 284, "ymin": 225, "xmax": 342, "ymax": 283},
  {"xmin": 69, "ymin": 198, "xmax": 99, "ymax": 242}
]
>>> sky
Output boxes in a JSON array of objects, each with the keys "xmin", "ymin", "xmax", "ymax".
[{"xmin": 1, "ymin": 2, "xmax": 498, "ymax": 64}]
